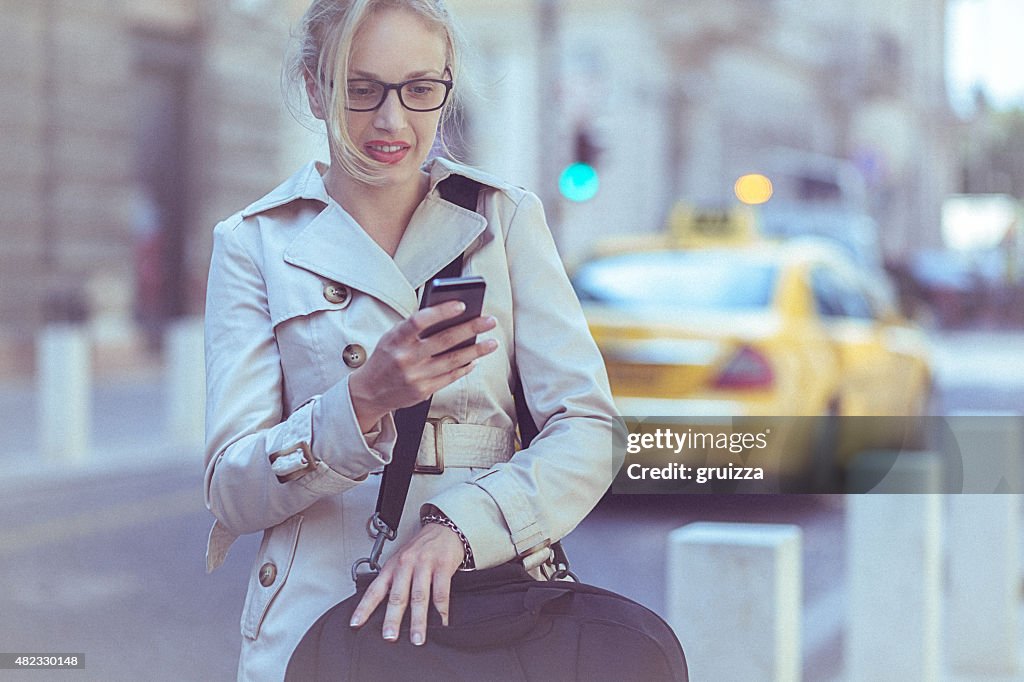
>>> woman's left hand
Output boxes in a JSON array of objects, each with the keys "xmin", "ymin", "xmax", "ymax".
[{"xmin": 348, "ymin": 522, "xmax": 466, "ymax": 645}]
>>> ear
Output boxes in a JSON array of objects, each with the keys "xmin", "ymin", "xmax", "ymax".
[{"xmin": 304, "ymin": 71, "xmax": 327, "ymax": 121}]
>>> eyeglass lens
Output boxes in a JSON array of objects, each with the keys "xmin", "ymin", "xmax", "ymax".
[{"xmin": 347, "ymin": 79, "xmax": 449, "ymax": 111}]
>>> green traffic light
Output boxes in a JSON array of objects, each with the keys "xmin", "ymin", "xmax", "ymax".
[{"xmin": 559, "ymin": 163, "xmax": 599, "ymax": 202}]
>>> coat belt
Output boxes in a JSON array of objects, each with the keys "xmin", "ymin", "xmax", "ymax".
[
  {"xmin": 207, "ymin": 421, "xmax": 517, "ymax": 572},
  {"xmin": 413, "ymin": 420, "xmax": 515, "ymax": 474}
]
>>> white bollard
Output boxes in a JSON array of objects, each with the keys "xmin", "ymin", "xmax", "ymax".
[
  {"xmin": 846, "ymin": 450, "xmax": 945, "ymax": 494},
  {"xmin": 165, "ymin": 317, "xmax": 206, "ymax": 444},
  {"xmin": 947, "ymin": 495, "xmax": 1020, "ymax": 674},
  {"xmin": 667, "ymin": 522, "xmax": 802, "ymax": 682},
  {"xmin": 847, "ymin": 494, "xmax": 942, "ymax": 682},
  {"xmin": 943, "ymin": 412, "xmax": 1022, "ymax": 674},
  {"xmin": 945, "ymin": 412, "xmax": 1023, "ymax": 493},
  {"xmin": 37, "ymin": 324, "xmax": 91, "ymax": 461}
]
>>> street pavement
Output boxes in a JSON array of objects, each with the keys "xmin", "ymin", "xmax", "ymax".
[
  {"xmin": 0, "ymin": 329, "xmax": 1022, "ymax": 680},
  {"xmin": 0, "ymin": 370, "xmax": 188, "ymax": 488}
]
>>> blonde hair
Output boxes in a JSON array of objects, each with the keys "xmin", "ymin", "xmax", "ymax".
[{"xmin": 286, "ymin": 0, "xmax": 469, "ymax": 185}]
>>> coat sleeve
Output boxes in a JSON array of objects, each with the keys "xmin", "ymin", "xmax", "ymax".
[
  {"xmin": 203, "ymin": 217, "xmax": 396, "ymax": 537},
  {"xmin": 423, "ymin": 191, "xmax": 621, "ymax": 569}
]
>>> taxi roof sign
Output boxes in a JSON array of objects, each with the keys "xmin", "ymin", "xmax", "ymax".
[{"xmin": 668, "ymin": 203, "xmax": 759, "ymax": 247}]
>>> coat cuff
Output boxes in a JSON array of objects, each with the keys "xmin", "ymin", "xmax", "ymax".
[
  {"xmin": 261, "ymin": 375, "xmax": 396, "ymax": 496},
  {"xmin": 471, "ymin": 469, "xmax": 549, "ymax": 557},
  {"xmin": 311, "ymin": 374, "xmax": 396, "ymax": 479}
]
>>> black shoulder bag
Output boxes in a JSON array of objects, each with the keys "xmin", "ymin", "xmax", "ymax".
[{"xmin": 285, "ymin": 175, "xmax": 688, "ymax": 682}]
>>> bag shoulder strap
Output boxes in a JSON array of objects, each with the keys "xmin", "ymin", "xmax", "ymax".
[
  {"xmin": 430, "ymin": 174, "xmax": 538, "ymax": 447},
  {"xmin": 372, "ymin": 253, "xmax": 462, "ymax": 536},
  {"xmin": 358, "ymin": 172, "xmax": 563, "ymax": 579},
  {"xmin": 371, "ymin": 174, "xmax": 478, "ymax": 537}
]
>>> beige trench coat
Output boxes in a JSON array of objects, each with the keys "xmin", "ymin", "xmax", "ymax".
[{"xmin": 203, "ymin": 157, "xmax": 618, "ymax": 681}]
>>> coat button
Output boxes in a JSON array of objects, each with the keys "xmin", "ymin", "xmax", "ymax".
[
  {"xmin": 259, "ymin": 562, "xmax": 277, "ymax": 587},
  {"xmin": 323, "ymin": 282, "xmax": 351, "ymax": 307},
  {"xmin": 343, "ymin": 344, "xmax": 367, "ymax": 368}
]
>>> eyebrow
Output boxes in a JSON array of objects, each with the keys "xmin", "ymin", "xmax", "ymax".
[{"xmin": 349, "ymin": 68, "xmax": 445, "ymax": 80}]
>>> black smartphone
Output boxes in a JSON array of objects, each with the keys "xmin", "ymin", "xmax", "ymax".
[{"xmin": 418, "ymin": 275, "xmax": 487, "ymax": 354}]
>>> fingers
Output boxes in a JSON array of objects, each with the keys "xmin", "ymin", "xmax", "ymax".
[
  {"xmin": 407, "ymin": 300, "xmax": 467, "ymax": 338},
  {"xmin": 408, "ymin": 300, "xmax": 496, "ymax": 346},
  {"xmin": 432, "ymin": 570, "xmax": 453, "ymax": 628},
  {"xmin": 433, "ymin": 336, "xmax": 498, "ymax": 370},
  {"xmin": 421, "ymin": 315, "xmax": 497, "ymax": 357},
  {"xmin": 349, "ymin": 573, "xmax": 391, "ymax": 629},
  {"xmin": 381, "ymin": 564, "xmax": 413, "ymax": 642},
  {"xmin": 356, "ymin": 306, "xmax": 497, "ymax": 411},
  {"xmin": 350, "ymin": 567, "xmax": 451, "ymax": 645},
  {"xmin": 400, "ymin": 313, "xmax": 499, "ymax": 393},
  {"xmin": 415, "ymin": 344, "xmax": 495, "ymax": 398},
  {"xmin": 408, "ymin": 569, "xmax": 434, "ymax": 645},
  {"xmin": 395, "ymin": 335, "xmax": 497, "ymax": 401}
]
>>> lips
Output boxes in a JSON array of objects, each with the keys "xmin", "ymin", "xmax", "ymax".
[{"xmin": 365, "ymin": 141, "xmax": 411, "ymax": 164}]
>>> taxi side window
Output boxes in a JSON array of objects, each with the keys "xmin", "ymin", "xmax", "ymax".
[{"xmin": 811, "ymin": 267, "xmax": 874, "ymax": 320}]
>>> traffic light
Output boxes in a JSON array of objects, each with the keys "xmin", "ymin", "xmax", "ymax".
[{"xmin": 559, "ymin": 126, "xmax": 601, "ymax": 202}]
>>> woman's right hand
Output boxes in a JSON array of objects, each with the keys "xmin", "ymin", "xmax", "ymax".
[{"xmin": 348, "ymin": 301, "xmax": 498, "ymax": 431}]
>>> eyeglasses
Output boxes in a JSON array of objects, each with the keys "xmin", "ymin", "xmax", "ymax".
[{"xmin": 342, "ymin": 77, "xmax": 454, "ymax": 112}]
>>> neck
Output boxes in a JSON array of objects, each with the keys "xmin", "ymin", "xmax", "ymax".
[{"xmin": 323, "ymin": 165, "xmax": 431, "ymax": 256}]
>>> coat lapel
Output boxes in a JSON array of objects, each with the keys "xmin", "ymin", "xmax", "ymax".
[
  {"xmin": 270, "ymin": 159, "xmax": 491, "ymax": 319},
  {"xmin": 283, "ymin": 201, "xmax": 419, "ymax": 317},
  {"xmin": 394, "ymin": 192, "xmax": 487, "ymax": 291}
]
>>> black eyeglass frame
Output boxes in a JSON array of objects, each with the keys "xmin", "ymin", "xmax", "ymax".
[{"xmin": 339, "ymin": 76, "xmax": 454, "ymax": 113}]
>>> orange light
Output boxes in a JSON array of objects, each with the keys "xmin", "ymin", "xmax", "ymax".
[{"xmin": 734, "ymin": 174, "xmax": 774, "ymax": 205}]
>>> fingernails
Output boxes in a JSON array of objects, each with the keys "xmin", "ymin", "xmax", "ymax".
[
  {"xmin": 484, "ymin": 339, "xmax": 498, "ymax": 351},
  {"xmin": 452, "ymin": 301, "xmax": 466, "ymax": 313},
  {"xmin": 349, "ymin": 616, "xmax": 360, "ymax": 627},
  {"xmin": 412, "ymin": 632, "xmax": 424, "ymax": 646},
  {"xmin": 383, "ymin": 628, "xmax": 397, "ymax": 641}
]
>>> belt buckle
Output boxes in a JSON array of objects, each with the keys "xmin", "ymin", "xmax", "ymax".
[{"xmin": 415, "ymin": 416, "xmax": 456, "ymax": 474}]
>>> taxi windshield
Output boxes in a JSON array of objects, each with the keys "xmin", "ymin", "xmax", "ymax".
[{"xmin": 573, "ymin": 251, "xmax": 777, "ymax": 311}]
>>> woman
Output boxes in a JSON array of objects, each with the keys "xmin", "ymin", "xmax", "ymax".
[{"xmin": 203, "ymin": 0, "xmax": 618, "ymax": 679}]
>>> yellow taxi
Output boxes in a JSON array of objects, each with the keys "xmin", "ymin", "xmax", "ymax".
[{"xmin": 572, "ymin": 234, "xmax": 933, "ymax": 483}]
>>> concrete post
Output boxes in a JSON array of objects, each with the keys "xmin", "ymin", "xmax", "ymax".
[
  {"xmin": 846, "ymin": 449, "xmax": 944, "ymax": 494},
  {"xmin": 165, "ymin": 317, "xmax": 205, "ymax": 444},
  {"xmin": 846, "ymin": 494, "xmax": 943, "ymax": 681},
  {"xmin": 667, "ymin": 522, "xmax": 802, "ymax": 682},
  {"xmin": 37, "ymin": 324, "xmax": 91, "ymax": 461},
  {"xmin": 946, "ymin": 412, "xmax": 1023, "ymax": 493},
  {"xmin": 947, "ymin": 495, "xmax": 1020, "ymax": 674}
]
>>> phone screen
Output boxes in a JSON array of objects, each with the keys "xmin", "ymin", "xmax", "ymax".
[{"xmin": 419, "ymin": 276, "xmax": 486, "ymax": 354}]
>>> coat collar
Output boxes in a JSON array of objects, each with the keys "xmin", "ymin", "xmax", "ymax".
[
  {"xmin": 241, "ymin": 161, "xmax": 331, "ymax": 218},
  {"xmin": 251, "ymin": 159, "xmax": 497, "ymax": 318},
  {"xmin": 425, "ymin": 156, "xmax": 511, "ymax": 196}
]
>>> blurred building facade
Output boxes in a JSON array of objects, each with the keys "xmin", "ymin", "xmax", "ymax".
[
  {"xmin": 449, "ymin": 0, "xmax": 956, "ymax": 263},
  {"xmin": 0, "ymin": 0, "xmax": 956, "ymax": 375},
  {"xmin": 0, "ymin": 0, "xmax": 307, "ymax": 374}
]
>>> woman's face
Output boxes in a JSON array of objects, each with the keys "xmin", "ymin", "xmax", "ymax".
[{"xmin": 343, "ymin": 8, "xmax": 448, "ymax": 188}]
